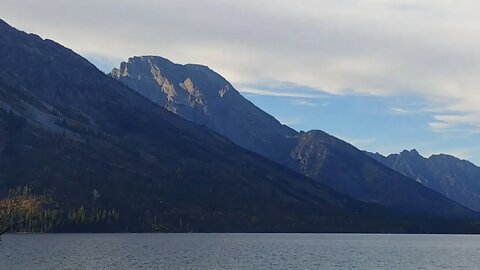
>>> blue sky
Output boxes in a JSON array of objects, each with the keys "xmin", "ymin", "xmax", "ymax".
[
  {"xmin": 237, "ymin": 81, "xmax": 480, "ymax": 163},
  {"xmin": 2, "ymin": 0, "xmax": 480, "ymax": 164}
]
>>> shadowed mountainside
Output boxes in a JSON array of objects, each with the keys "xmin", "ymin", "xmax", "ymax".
[
  {"xmin": 111, "ymin": 56, "xmax": 475, "ymax": 219},
  {"xmin": 0, "ymin": 19, "xmax": 432, "ymax": 233},
  {"xmin": 368, "ymin": 149, "xmax": 480, "ymax": 212}
]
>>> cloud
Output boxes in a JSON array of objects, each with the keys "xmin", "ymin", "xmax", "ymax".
[
  {"xmin": 2, "ymin": 0, "xmax": 480, "ymax": 134},
  {"xmin": 237, "ymin": 80, "xmax": 331, "ymax": 99},
  {"xmin": 389, "ymin": 105, "xmax": 431, "ymax": 116},
  {"xmin": 390, "ymin": 108, "xmax": 412, "ymax": 115},
  {"xmin": 238, "ymin": 88, "xmax": 326, "ymax": 99},
  {"xmin": 429, "ymin": 113, "xmax": 480, "ymax": 133},
  {"xmin": 429, "ymin": 121, "xmax": 450, "ymax": 131},
  {"xmin": 292, "ymin": 99, "xmax": 318, "ymax": 107}
]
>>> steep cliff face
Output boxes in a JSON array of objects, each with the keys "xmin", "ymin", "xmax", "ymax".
[
  {"xmin": 111, "ymin": 56, "xmax": 477, "ymax": 219},
  {"xmin": 111, "ymin": 56, "xmax": 297, "ymax": 164},
  {"xmin": 368, "ymin": 150, "xmax": 480, "ymax": 211}
]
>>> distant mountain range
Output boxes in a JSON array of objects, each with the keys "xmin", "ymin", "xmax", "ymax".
[
  {"xmin": 0, "ymin": 18, "xmax": 478, "ymax": 233},
  {"xmin": 367, "ymin": 150, "xmax": 480, "ymax": 211},
  {"xmin": 111, "ymin": 56, "xmax": 473, "ymax": 219}
]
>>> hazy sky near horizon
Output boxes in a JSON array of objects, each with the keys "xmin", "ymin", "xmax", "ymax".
[{"xmin": 2, "ymin": 0, "xmax": 480, "ymax": 163}]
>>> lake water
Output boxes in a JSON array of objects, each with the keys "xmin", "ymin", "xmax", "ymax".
[{"xmin": 1, "ymin": 233, "xmax": 480, "ymax": 269}]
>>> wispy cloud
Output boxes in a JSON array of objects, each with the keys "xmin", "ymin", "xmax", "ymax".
[
  {"xmin": 390, "ymin": 107, "xmax": 412, "ymax": 115},
  {"xmin": 428, "ymin": 121, "xmax": 450, "ymax": 131},
  {"xmin": 238, "ymin": 88, "xmax": 326, "ymax": 99},
  {"xmin": 389, "ymin": 107, "xmax": 427, "ymax": 115},
  {"xmin": 429, "ymin": 113, "xmax": 480, "ymax": 133},
  {"xmin": 292, "ymin": 99, "xmax": 318, "ymax": 107}
]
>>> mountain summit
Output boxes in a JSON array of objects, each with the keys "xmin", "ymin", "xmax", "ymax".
[
  {"xmin": 111, "ymin": 56, "xmax": 297, "ymax": 163},
  {"xmin": 368, "ymin": 150, "xmax": 480, "ymax": 211},
  {"xmin": 112, "ymin": 56, "xmax": 475, "ymax": 219}
]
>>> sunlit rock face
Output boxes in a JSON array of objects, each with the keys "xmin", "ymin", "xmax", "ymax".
[{"xmin": 111, "ymin": 56, "xmax": 297, "ymax": 163}]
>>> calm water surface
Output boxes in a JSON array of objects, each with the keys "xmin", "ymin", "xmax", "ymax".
[{"xmin": 1, "ymin": 233, "xmax": 480, "ymax": 269}]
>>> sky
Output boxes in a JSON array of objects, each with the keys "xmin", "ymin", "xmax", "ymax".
[{"xmin": 1, "ymin": 0, "xmax": 480, "ymax": 164}]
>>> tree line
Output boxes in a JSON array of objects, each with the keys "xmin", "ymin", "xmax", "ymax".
[{"xmin": 0, "ymin": 185, "xmax": 119, "ymax": 235}]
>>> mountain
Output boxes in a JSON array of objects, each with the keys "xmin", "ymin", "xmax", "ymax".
[
  {"xmin": 111, "ymin": 56, "xmax": 297, "ymax": 163},
  {"xmin": 367, "ymin": 150, "xmax": 480, "ymax": 212},
  {"xmin": 286, "ymin": 131, "xmax": 475, "ymax": 216},
  {"xmin": 111, "ymin": 56, "xmax": 475, "ymax": 219},
  {"xmin": 0, "ymin": 19, "xmax": 417, "ymax": 233}
]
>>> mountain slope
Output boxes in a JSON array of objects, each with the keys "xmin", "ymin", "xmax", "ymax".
[
  {"xmin": 111, "ymin": 56, "xmax": 476, "ymax": 218},
  {"xmin": 111, "ymin": 56, "xmax": 297, "ymax": 163},
  {"xmin": 0, "ymin": 19, "xmax": 411, "ymax": 233},
  {"xmin": 288, "ymin": 131, "xmax": 475, "ymax": 216},
  {"xmin": 367, "ymin": 150, "xmax": 480, "ymax": 211}
]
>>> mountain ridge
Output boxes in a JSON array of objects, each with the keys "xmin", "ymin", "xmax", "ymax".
[
  {"xmin": 367, "ymin": 149, "xmax": 480, "ymax": 211},
  {"xmin": 0, "ymin": 18, "xmax": 392, "ymax": 232},
  {"xmin": 111, "ymin": 55, "xmax": 477, "ymax": 219},
  {"xmin": 1, "ymin": 18, "xmax": 477, "ymax": 233},
  {"xmin": 111, "ymin": 56, "xmax": 298, "ymax": 164}
]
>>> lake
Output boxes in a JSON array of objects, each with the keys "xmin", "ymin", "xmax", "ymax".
[{"xmin": 1, "ymin": 233, "xmax": 479, "ymax": 269}]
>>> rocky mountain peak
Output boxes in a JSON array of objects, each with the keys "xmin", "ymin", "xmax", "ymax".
[
  {"xmin": 111, "ymin": 54, "xmax": 478, "ymax": 219},
  {"xmin": 369, "ymin": 149, "xmax": 480, "ymax": 211},
  {"xmin": 111, "ymin": 62, "xmax": 129, "ymax": 78},
  {"xmin": 110, "ymin": 56, "xmax": 298, "ymax": 162},
  {"xmin": 400, "ymin": 149, "xmax": 421, "ymax": 157}
]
